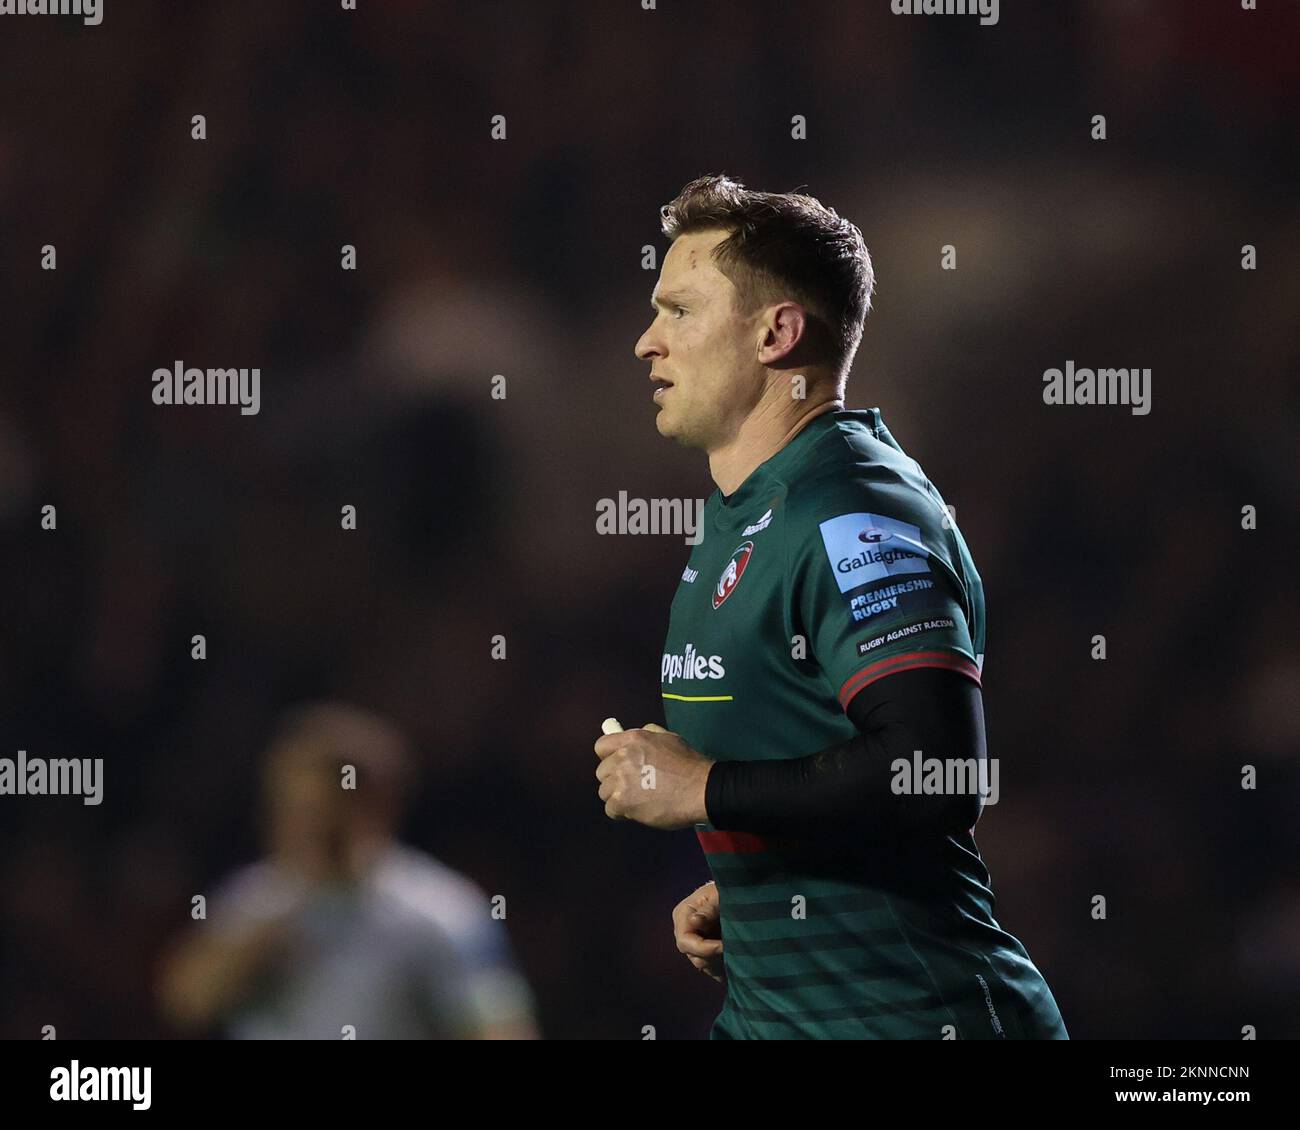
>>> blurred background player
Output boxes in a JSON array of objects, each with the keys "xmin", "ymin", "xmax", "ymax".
[{"xmin": 157, "ymin": 702, "xmax": 537, "ymax": 1039}]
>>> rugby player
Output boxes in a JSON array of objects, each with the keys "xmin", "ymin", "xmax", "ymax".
[
  {"xmin": 159, "ymin": 703, "xmax": 537, "ymax": 1039},
  {"xmin": 594, "ymin": 174, "xmax": 1068, "ymax": 1039}
]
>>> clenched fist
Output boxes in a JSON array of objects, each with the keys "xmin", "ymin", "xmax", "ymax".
[
  {"xmin": 673, "ymin": 880, "xmax": 725, "ymax": 983},
  {"xmin": 594, "ymin": 723, "xmax": 713, "ymax": 830}
]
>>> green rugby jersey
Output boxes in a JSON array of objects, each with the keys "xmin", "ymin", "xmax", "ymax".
[{"xmin": 661, "ymin": 408, "xmax": 1067, "ymax": 1040}]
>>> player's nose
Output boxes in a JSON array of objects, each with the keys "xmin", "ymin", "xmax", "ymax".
[{"xmin": 634, "ymin": 324, "xmax": 663, "ymax": 361}]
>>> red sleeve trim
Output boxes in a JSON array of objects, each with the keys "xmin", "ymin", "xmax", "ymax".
[{"xmin": 837, "ymin": 650, "xmax": 982, "ymax": 709}]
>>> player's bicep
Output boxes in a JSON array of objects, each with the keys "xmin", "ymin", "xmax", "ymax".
[{"xmin": 847, "ymin": 665, "xmax": 987, "ymax": 833}]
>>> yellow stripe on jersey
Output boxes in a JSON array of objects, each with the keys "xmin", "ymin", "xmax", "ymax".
[{"xmin": 661, "ymin": 693, "xmax": 734, "ymax": 702}]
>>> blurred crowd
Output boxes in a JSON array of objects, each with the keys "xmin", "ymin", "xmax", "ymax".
[{"xmin": 0, "ymin": 1, "xmax": 1296, "ymax": 1038}]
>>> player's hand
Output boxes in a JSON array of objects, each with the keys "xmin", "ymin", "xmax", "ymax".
[
  {"xmin": 594, "ymin": 723, "xmax": 712, "ymax": 830},
  {"xmin": 672, "ymin": 881, "xmax": 725, "ymax": 984}
]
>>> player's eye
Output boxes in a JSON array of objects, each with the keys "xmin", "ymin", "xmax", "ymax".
[{"xmin": 671, "ymin": 306, "xmax": 687, "ymax": 319}]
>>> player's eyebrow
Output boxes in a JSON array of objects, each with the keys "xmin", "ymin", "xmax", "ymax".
[{"xmin": 650, "ymin": 288, "xmax": 701, "ymax": 312}]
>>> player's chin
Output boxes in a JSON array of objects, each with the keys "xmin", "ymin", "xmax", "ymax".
[{"xmin": 654, "ymin": 408, "xmax": 697, "ymax": 448}]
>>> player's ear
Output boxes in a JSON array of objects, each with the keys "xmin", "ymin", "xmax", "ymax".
[{"xmin": 756, "ymin": 302, "xmax": 802, "ymax": 365}]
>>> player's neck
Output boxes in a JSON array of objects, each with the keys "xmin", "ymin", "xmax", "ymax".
[{"xmin": 708, "ymin": 397, "xmax": 842, "ymax": 497}]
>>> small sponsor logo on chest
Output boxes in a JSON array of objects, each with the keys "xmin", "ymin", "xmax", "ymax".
[{"xmin": 681, "ymin": 565, "xmax": 699, "ymax": 583}]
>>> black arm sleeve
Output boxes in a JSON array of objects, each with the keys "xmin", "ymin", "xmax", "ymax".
[{"xmin": 704, "ymin": 666, "xmax": 987, "ymax": 843}]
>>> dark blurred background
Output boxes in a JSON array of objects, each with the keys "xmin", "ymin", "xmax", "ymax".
[{"xmin": 0, "ymin": 0, "xmax": 1297, "ymax": 1039}]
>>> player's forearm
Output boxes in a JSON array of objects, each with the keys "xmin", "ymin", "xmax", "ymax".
[
  {"xmin": 704, "ymin": 737, "xmax": 975, "ymax": 841},
  {"xmin": 157, "ymin": 918, "xmax": 292, "ymax": 1030},
  {"xmin": 703, "ymin": 667, "xmax": 984, "ymax": 842}
]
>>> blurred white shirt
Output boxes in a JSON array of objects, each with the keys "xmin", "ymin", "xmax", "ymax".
[{"xmin": 208, "ymin": 844, "xmax": 534, "ymax": 1039}]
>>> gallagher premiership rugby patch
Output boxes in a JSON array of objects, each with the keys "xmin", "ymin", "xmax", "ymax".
[{"xmin": 818, "ymin": 513, "xmax": 931, "ymax": 595}]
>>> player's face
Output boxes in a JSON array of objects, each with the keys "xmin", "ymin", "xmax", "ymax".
[
  {"xmin": 634, "ymin": 229, "xmax": 764, "ymax": 450},
  {"xmin": 264, "ymin": 740, "xmax": 351, "ymax": 864}
]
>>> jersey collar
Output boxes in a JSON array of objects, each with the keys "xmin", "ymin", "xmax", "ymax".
[{"xmin": 710, "ymin": 408, "xmax": 885, "ymax": 533}]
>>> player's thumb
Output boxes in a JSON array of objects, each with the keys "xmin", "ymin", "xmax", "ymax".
[
  {"xmin": 688, "ymin": 898, "xmax": 718, "ymax": 924},
  {"xmin": 643, "ymin": 723, "xmax": 669, "ymax": 733}
]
